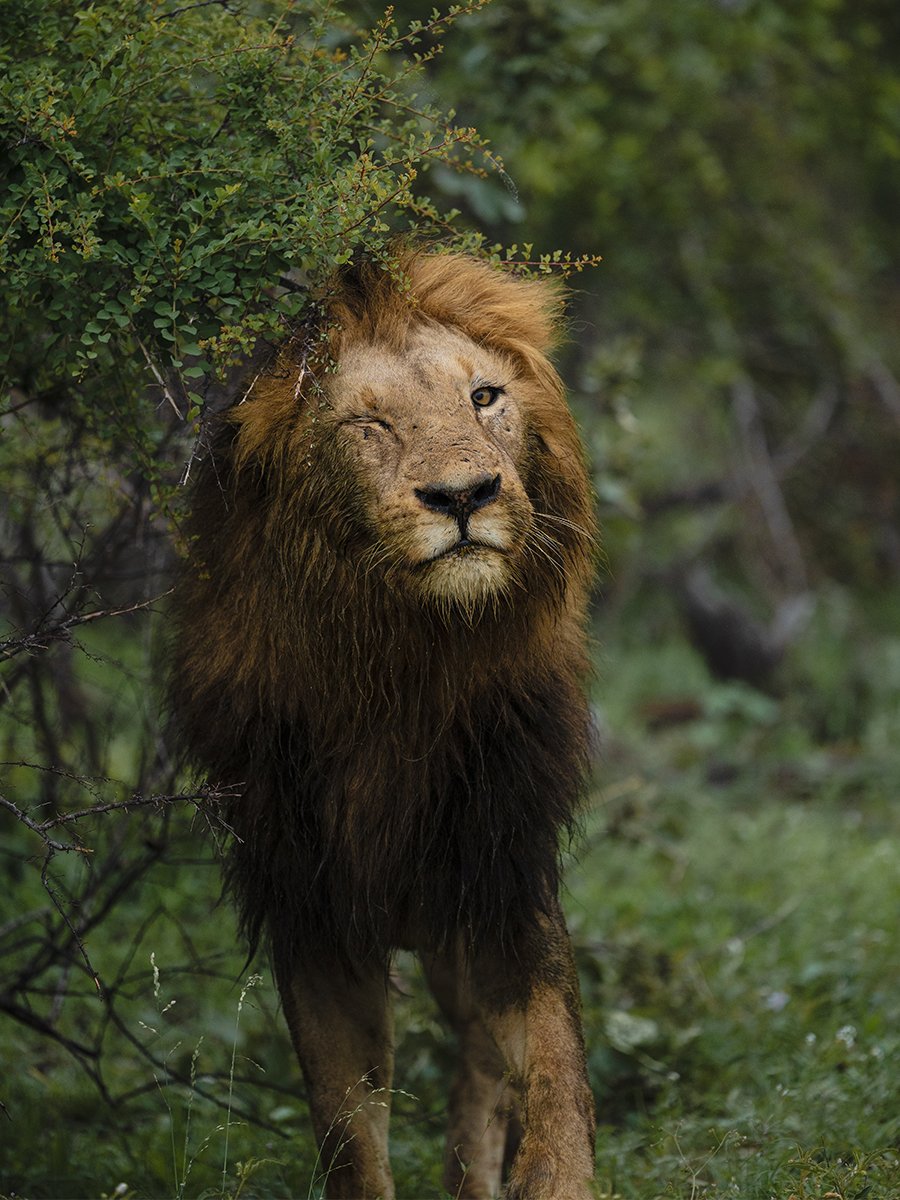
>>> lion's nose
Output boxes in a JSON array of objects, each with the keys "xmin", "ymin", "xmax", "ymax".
[{"xmin": 415, "ymin": 473, "xmax": 501, "ymax": 530}]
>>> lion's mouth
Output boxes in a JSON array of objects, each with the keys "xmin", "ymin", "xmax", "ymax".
[
  {"xmin": 417, "ymin": 538, "xmax": 504, "ymax": 568},
  {"xmin": 435, "ymin": 538, "xmax": 500, "ymax": 560}
]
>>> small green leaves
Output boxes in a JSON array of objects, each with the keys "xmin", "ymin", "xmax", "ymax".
[{"xmin": 0, "ymin": 0, "xmax": 515, "ymax": 430}]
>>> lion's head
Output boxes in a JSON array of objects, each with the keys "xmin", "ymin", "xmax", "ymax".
[
  {"xmin": 327, "ymin": 322, "xmax": 542, "ymax": 609},
  {"xmin": 228, "ymin": 251, "xmax": 594, "ymax": 619}
]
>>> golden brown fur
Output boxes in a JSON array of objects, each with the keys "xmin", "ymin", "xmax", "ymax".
[{"xmin": 170, "ymin": 252, "xmax": 597, "ymax": 1198}]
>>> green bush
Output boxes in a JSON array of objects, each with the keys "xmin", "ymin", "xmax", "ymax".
[{"xmin": 1, "ymin": 0, "xmax": 498, "ymax": 446}]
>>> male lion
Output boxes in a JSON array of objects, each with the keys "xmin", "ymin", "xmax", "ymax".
[{"xmin": 170, "ymin": 252, "xmax": 597, "ymax": 1199}]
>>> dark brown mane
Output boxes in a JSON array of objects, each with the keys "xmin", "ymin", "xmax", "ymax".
[{"xmin": 169, "ymin": 251, "xmax": 596, "ymax": 969}]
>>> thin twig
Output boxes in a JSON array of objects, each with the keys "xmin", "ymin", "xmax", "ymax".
[
  {"xmin": 137, "ymin": 337, "xmax": 184, "ymax": 419},
  {"xmin": 731, "ymin": 378, "xmax": 807, "ymax": 593},
  {"xmin": 1, "ymin": 590, "xmax": 173, "ymax": 662},
  {"xmin": 0, "ymin": 795, "xmax": 92, "ymax": 855},
  {"xmin": 161, "ymin": 0, "xmax": 235, "ymax": 19},
  {"xmin": 1, "ymin": 784, "xmax": 237, "ymax": 851}
]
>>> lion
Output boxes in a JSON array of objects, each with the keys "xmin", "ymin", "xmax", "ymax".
[{"xmin": 169, "ymin": 251, "xmax": 597, "ymax": 1200}]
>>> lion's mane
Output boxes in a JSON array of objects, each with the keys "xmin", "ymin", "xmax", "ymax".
[{"xmin": 169, "ymin": 252, "xmax": 596, "ymax": 972}]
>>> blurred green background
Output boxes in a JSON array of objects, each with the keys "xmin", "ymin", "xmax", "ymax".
[{"xmin": 2, "ymin": 1, "xmax": 899, "ymax": 1196}]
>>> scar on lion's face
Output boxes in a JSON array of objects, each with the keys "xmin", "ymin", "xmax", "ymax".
[{"xmin": 328, "ymin": 324, "xmax": 535, "ymax": 608}]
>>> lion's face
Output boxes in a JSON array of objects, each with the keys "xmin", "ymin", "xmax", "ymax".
[{"xmin": 328, "ymin": 322, "xmax": 538, "ymax": 610}]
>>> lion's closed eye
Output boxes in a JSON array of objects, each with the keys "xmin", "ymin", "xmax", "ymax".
[{"xmin": 342, "ymin": 416, "xmax": 394, "ymax": 439}]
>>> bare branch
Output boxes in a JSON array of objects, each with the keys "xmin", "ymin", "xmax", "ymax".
[
  {"xmin": 1, "ymin": 783, "xmax": 238, "ymax": 852},
  {"xmin": 644, "ymin": 381, "xmax": 841, "ymax": 518},
  {"xmin": 137, "ymin": 336, "xmax": 184, "ymax": 419},
  {"xmin": 160, "ymin": 0, "xmax": 237, "ymax": 19},
  {"xmin": 772, "ymin": 381, "xmax": 841, "ymax": 474},
  {"xmin": 102, "ymin": 1004, "xmax": 289, "ymax": 1136},
  {"xmin": 732, "ymin": 378, "xmax": 807, "ymax": 593},
  {"xmin": 0, "ymin": 997, "xmax": 100, "ymax": 1061},
  {"xmin": 0, "ymin": 906, "xmax": 53, "ymax": 942},
  {"xmin": 1, "ymin": 591, "xmax": 173, "ymax": 662},
  {"xmin": 867, "ymin": 359, "xmax": 900, "ymax": 426},
  {"xmin": 0, "ymin": 795, "xmax": 92, "ymax": 855}
]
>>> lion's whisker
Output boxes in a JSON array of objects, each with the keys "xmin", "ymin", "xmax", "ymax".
[{"xmin": 532, "ymin": 510, "xmax": 597, "ymax": 543}]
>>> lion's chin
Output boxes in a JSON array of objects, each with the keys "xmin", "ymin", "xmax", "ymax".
[{"xmin": 415, "ymin": 546, "xmax": 510, "ymax": 612}]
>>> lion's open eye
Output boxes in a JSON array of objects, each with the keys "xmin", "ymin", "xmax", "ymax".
[{"xmin": 471, "ymin": 384, "xmax": 503, "ymax": 408}]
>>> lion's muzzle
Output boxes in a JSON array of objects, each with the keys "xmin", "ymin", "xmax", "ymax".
[{"xmin": 415, "ymin": 472, "xmax": 501, "ymax": 539}]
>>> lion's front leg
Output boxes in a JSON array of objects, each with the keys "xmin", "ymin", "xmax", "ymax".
[
  {"xmin": 424, "ymin": 949, "xmax": 517, "ymax": 1199},
  {"xmin": 486, "ymin": 985, "xmax": 595, "ymax": 1200},
  {"xmin": 470, "ymin": 908, "xmax": 596, "ymax": 1200},
  {"xmin": 274, "ymin": 955, "xmax": 395, "ymax": 1200}
]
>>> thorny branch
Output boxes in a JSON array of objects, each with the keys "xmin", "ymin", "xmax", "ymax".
[
  {"xmin": 0, "ymin": 591, "xmax": 173, "ymax": 662},
  {"xmin": 2, "ymin": 781, "xmax": 239, "ymax": 994},
  {"xmin": 0, "ymin": 773, "xmax": 282, "ymax": 1127},
  {"xmin": 0, "ymin": 913, "xmax": 295, "ymax": 1134},
  {"xmin": 0, "ymin": 783, "xmax": 239, "ymax": 854},
  {"xmin": 137, "ymin": 335, "xmax": 185, "ymax": 419},
  {"xmin": 0, "ymin": 370, "xmax": 255, "ymax": 1123}
]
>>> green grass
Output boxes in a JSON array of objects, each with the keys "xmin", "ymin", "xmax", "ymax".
[
  {"xmin": 567, "ymin": 620, "xmax": 900, "ymax": 1200},
  {"xmin": 571, "ymin": 770, "xmax": 900, "ymax": 1198},
  {"xmin": 2, "ymin": 618, "xmax": 899, "ymax": 1198}
]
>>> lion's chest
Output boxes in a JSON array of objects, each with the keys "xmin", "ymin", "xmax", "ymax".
[{"xmin": 264, "ymin": 671, "xmax": 587, "ymax": 958}]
